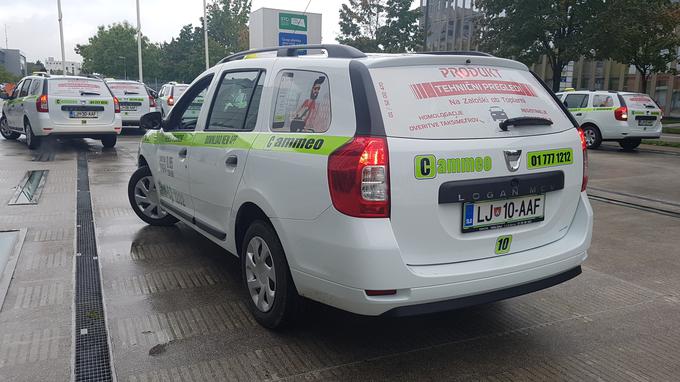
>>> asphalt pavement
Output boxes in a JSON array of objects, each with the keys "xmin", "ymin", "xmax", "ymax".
[{"xmin": 0, "ymin": 133, "xmax": 679, "ymax": 381}]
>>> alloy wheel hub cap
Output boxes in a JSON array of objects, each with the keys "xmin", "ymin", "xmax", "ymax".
[
  {"xmin": 245, "ymin": 236, "xmax": 276, "ymax": 312},
  {"xmin": 134, "ymin": 175, "xmax": 167, "ymax": 219}
]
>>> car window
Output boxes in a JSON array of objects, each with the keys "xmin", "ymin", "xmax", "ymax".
[
  {"xmin": 30, "ymin": 79, "xmax": 42, "ymax": 96},
  {"xmin": 12, "ymin": 81, "xmax": 23, "ymax": 98},
  {"xmin": 108, "ymin": 82, "xmax": 145, "ymax": 98},
  {"xmin": 19, "ymin": 80, "xmax": 32, "ymax": 97},
  {"xmin": 593, "ymin": 94, "xmax": 613, "ymax": 107},
  {"xmin": 244, "ymin": 74, "xmax": 265, "ymax": 131},
  {"xmin": 564, "ymin": 94, "xmax": 589, "ymax": 109},
  {"xmin": 173, "ymin": 85, "xmax": 188, "ymax": 98},
  {"xmin": 206, "ymin": 71, "xmax": 261, "ymax": 131},
  {"xmin": 160, "ymin": 86, "xmax": 167, "ymax": 97},
  {"xmin": 48, "ymin": 78, "xmax": 107, "ymax": 97},
  {"xmin": 172, "ymin": 76, "xmax": 213, "ymax": 131},
  {"xmin": 271, "ymin": 70, "xmax": 331, "ymax": 133}
]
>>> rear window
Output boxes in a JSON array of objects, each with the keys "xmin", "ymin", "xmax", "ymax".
[
  {"xmin": 622, "ymin": 94, "xmax": 659, "ymax": 110},
  {"xmin": 173, "ymin": 85, "xmax": 188, "ymax": 97},
  {"xmin": 48, "ymin": 78, "xmax": 107, "ymax": 97},
  {"xmin": 370, "ymin": 65, "xmax": 574, "ymax": 139},
  {"xmin": 107, "ymin": 82, "xmax": 146, "ymax": 97}
]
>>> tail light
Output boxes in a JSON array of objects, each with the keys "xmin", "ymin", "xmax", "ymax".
[
  {"xmin": 614, "ymin": 106, "xmax": 628, "ymax": 121},
  {"xmin": 577, "ymin": 128, "xmax": 588, "ymax": 192},
  {"xmin": 36, "ymin": 94, "xmax": 49, "ymax": 113},
  {"xmin": 113, "ymin": 97, "xmax": 120, "ymax": 113},
  {"xmin": 328, "ymin": 136, "xmax": 390, "ymax": 218},
  {"xmin": 149, "ymin": 95, "xmax": 157, "ymax": 108},
  {"xmin": 167, "ymin": 96, "xmax": 174, "ymax": 106}
]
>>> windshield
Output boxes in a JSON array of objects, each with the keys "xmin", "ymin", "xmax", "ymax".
[
  {"xmin": 622, "ymin": 94, "xmax": 659, "ymax": 109},
  {"xmin": 174, "ymin": 85, "xmax": 189, "ymax": 97},
  {"xmin": 107, "ymin": 82, "xmax": 146, "ymax": 97},
  {"xmin": 48, "ymin": 78, "xmax": 107, "ymax": 97}
]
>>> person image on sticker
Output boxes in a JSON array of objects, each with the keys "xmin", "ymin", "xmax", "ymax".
[{"xmin": 291, "ymin": 76, "xmax": 326, "ymax": 132}]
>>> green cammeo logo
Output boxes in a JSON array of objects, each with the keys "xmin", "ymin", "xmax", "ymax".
[{"xmin": 415, "ymin": 155, "xmax": 492, "ymax": 179}]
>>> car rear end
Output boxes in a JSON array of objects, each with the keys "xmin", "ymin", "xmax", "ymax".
[
  {"xmin": 285, "ymin": 55, "xmax": 592, "ymax": 316},
  {"xmin": 617, "ymin": 93, "xmax": 663, "ymax": 139},
  {"xmin": 107, "ymin": 80, "xmax": 154, "ymax": 127},
  {"xmin": 38, "ymin": 77, "xmax": 122, "ymax": 137}
]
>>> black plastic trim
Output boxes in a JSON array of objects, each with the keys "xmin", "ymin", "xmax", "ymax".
[
  {"xmin": 218, "ymin": 44, "xmax": 367, "ymax": 64},
  {"xmin": 634, "ymin": 115, "xmax": 657, "ymax": 121},
  {"xmin": 349, "ymin": 60, "xmax": 385, "ymax": 136},
  {"xmin": 194, "ymin": 217, "xmax": 227, "ymax": 241},
  {"xmin": 60, "ymin": 105, "xmax": 105, "ymax": 112},
  {"xmin": 438, "ymin": 170, "xmax": 564, "ymax": 204},
  {"xmin": 420, "ymin": 51, "xmax": 493, "ymax": 57},
  {"xmin": 383, "ymin": 266, "xmax": 582, "ymax": 317},
  {"xmin": 530, "ymin": 71, "xmax": 579, "ymax": 128}
]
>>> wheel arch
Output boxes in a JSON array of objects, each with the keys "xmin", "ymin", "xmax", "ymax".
[
  {"xmin": 234, "ymin": 202, "xmax": 274, "ymax": 258},
  {"xmin": 138, "ymin": 155, "xmax": 148, "ymax": 168}
]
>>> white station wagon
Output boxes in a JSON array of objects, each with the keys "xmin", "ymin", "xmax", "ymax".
[{"xmin": 128, "ymin": 45, "xmax": 593, "ymax": 329}]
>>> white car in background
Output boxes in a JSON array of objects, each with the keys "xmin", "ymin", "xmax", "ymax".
[
  {"xmin": 555, "ymin": 90, "xmax": 662, "ymax": 150},
  {"xmin": 106, "ymin": 80, "xmax": 156, "ymax": 128},
  {"xmin": 157, "ymin": 82, "xmax": 189, "ymax": 118},
  {"xmin": 128, "ymin": 45, "xmax": 592, "ymax": 329},
  {"xmin": 1, "ymin": 74, "xmax": 122, "ymax": 149}
]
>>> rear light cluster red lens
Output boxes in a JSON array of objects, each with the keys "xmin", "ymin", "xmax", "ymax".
[
  {"xmin": 167, "ymin": 96, "xmax": 174, "ymax": 106},
  {"xmin": 577, "ymin": 128, "xmax": 588, "ymax": 192},
  {"xmin": 36, "ymin": 94, "xmax": 48, "ymax": 113},
  {"xmin": 149, "ymin": 95, "xmax": 157, "ymax": 108},
  {"xmin": 365, "ymin": 289, "xmax": 397, "ymax": 296},
  {"xmin": 328, "ymin": 136, "xmax": 390, "ymax": 218},
  {"xmin": 614, "ymin": 106, "xmax": 628, "ymax": 121},
  {"xmin": 113, "ymin": 97, "xmax": 120, "ymax": 113}
]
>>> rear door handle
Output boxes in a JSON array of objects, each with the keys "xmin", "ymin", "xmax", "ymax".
[
  {"xmin": 225, "ymin": 155, "xmax": 238, "ymax": 167},
  {"xmin": 178, "ymin": 148, "xmax": 188, "ymax": 158},
  {"xmin": 574, "ymin": 113, "xmax": 582, "ymax": 116}
]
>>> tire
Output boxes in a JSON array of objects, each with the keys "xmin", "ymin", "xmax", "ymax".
[
  {"xmin": 619, "ymin": 138, "xmax": 641, "ymax": 151},
  {"xmin": 128, "ymin": 166, "xmax": 179, "ymax": 226},
  {"xmin": 25, "ymin": 119, "xmax": 41, "ymax": 150},
  {"xmin": 241, "ymin": 220, "xmax": 300, "ymax": 329},
  {"xmin": 101, "ymin": 135, "xmax": 117, "ymax": 148},
  {"xmin": 581, "ymin": 124, "xmax": 602, "ymax": 149},
  {"xmin": 0, "ymin": 116, "xmax": 19, "ymax": 140}
]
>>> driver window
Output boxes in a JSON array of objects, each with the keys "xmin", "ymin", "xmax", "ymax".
[
  {"xmin": 174, "ymin": 75, "xmax": 213, "ymax": 131},
  {"xmin": 19, "ymin": 80, "xmax": 31, "ymax": 97},
  {"xmin": 271, "ymin": 70, "xmax": 331, "ymax": 133},
  {"xmin": 11, "ymin": 81, "xmax": 23, "ymax": 98}
]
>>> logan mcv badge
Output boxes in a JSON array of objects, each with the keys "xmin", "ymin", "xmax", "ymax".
[{"xmin": 504, "ymin": 149, "xmax": 522, "ymax": 172}]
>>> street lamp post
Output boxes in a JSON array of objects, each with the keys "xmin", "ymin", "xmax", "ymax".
[
  {"xmin": 203, "ymin": 0, "xmax": 209, "ymax": 70},
  {"xmin": 119, "ymin": 56, "xmax": 127, "ymax": 80},
  {"xmin": 56, "ymin": 0, "xmax": 66, "ymax": 74},
  {"xmin": 136, "ymin": 0, "xmax": 143, "ymax": 83}
]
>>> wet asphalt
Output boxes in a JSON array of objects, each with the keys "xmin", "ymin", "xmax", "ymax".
[{"xmin": 0, "ymin": 132, "xmax": 679, "ymax": 381}]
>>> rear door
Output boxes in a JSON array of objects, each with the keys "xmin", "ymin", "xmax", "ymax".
[
  {"xmin": 5, "ymin": 80, "xmax": 24, "ymax": 128},
  {"xmin": 621, "ymin": 93, "xmax": 662, "ymax": 133},
  {"xmin": 563, "ymin": 92, "xmax": 590, "ymax": 125},
  {"xmin": 47, "ymin": 78, "xmax": 115, "ymax": 126},
  {"xmin": 107, "ymin": 81, "xmax": 150, "ymax": 118},
  {"xmin": 368, "ymin": 60, "xmax": 583, "ymax": 265}
]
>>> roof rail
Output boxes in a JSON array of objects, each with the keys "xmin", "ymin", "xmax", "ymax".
[
  {"xmin": 218, "ymin": 44, "xmax": 367, "ymax": 64},
  {"xmin": 420, "ymin": 51, "xmax": 493, "ymax": 57},
  {"xmin": 32, "ymin": 71, "xmax": 50, "ymax": 77}
]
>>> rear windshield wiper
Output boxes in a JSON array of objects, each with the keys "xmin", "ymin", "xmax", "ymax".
[
  {"xmin": 499, "ymin": 117, "xmax": 553, "ymax": 131},
  {"xmin": 80, "ymin": 91, "xmax": 100, "ymax": 96}
]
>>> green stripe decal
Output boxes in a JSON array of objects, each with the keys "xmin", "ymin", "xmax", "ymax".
[
  {"xmin": 141, "ymin": 131, "xmax": 351, "ymax": 155},
  {"xmin": 631, "ymin": 111, "xmax": 660, "ymax": 116}
]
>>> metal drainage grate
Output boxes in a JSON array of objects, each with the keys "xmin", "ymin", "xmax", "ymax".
[
  {"xmin": 74, "ymin": 152, "xmax": 113, "ymax": 381},
  {"xmin": 8, "ymin": 170, "xmax": 48, "ymax": 205}
]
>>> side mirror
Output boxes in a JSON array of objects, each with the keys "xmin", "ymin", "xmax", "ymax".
[{"xmin": 140, "ymin": 111, "xmax": 162, "ymax": 130}]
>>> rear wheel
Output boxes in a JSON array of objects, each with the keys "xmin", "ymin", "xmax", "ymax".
[
  {"xmin": 101, "ymin": 135, "xmax": 117, "ymax": 148},
  {"xmin": 128, "ymin": 166, "xmax": 178, "ymax": 226},
  {"xmin": 25, "ymin": 120, "xmax": 41, "ymax": 150},
  {"xmin": 581, "ymin": 124, "xmax": 602, "ymax": 149},
  {"xmin": 619, "ymin": 138, "xmax": 641, "ymax": 151},
  {"xmin": 0, "ymin": 116, "xmax": 19, "ymax": 140},
  {"xmin": 241, "ymin": 220, "xmax": 300, "ymax": 329}
]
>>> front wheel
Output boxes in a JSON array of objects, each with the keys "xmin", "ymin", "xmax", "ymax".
[
  {"xmin": 0, "ymin": 116, "xmax": 20, "ymax": 140},
  {"xmin": 241, "ymin": 220, "xmax": 300, "ymax": 329},
  {"xmin": 128, "ymin": 166, "xmax": 178, "ymax": 226},
  {"xmin": 619, "ymin": 138, "xmax": 642, "ymax": 151},
  {"xmin": 101, "ymin": 135, "xmax": 117, "ymax": 148},
  {"xmin": 581, "ymin": 125, "xmax": 602, "ymax": 149}
]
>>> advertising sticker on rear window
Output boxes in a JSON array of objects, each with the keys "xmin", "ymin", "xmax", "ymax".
[{"xmin": 370, "ymin": 65, "xmax": 573, "ymax": 139}]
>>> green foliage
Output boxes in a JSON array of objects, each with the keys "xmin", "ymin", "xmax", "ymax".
[
  {"xmin": 337, "ymin": 0, "xmax": 422, "ymax": 53},
  {"xmin": 159, "ymin": 25, "xmax": 227, "ymax": 83},
  {"xmin": 0, "ymin": 66, "xmax": 18, "ymax": 83},
  {"xmin": 207, "ymin": 0, "xmax": 251, "ymax": 53},
  {"xmin": 27, "ymin": 60, "xmax": 46, "ymax": 73},
  {"xmin": 477, "ymin": 0, "xmax": 605, "ymax": 91},
  {"xmin": 593, "ymin": 0, "xmax": 680, "ymax": 92}
]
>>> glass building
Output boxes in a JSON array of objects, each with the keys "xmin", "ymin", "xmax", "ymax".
[{"xmin": 420, "ymin": 0, "xmax": 480, "ymax": 52}]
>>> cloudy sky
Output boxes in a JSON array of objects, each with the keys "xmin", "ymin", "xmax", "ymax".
[{"xmin": 0, "ymin": 0, "xmax": 353, "ymax": 63}]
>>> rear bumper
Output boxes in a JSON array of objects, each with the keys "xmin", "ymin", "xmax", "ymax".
[
  {"xmin": 32, "ymin": 114, "xmax": 122, "ymax": 136},
  {"xmin": 600, "ymin": 122, "xmax": 662, "ymax": 140},
  {"xmin": 122, "ymin": 120, "xmax": 141, "ymax": 127},
  {"xmin": 277, "ymin": 192, "xmax": 593, "ymax": 316}
]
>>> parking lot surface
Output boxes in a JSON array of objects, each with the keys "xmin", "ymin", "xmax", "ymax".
[{"xmin": 1, "ymin": 135, "xmax": 679, "ymax": 381}]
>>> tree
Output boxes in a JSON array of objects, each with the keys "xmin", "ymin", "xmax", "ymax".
[
  {"xmin": 159, "ymin": 24, "xmax": 227, "ymax": 83},
  {"xmin": 477, "ymin": 0, "xmax": 605, "ymax": 91},
  {"xmin": 337, "ymin": 0, "xmax": 422, "ymax": 53},
  {"xmin": 27, "ymin": 60, "xmax": 46, "ymax": 73},
  {"xmin": 594, "ymin": 0, "xmax": 680, "ymax": 93},
  {"xmin": 75, "ymin": 22, "xmax": 160, "ymax": 81},
  {"xmin": 0, "ymin": 66, "xmax": 18, "ymax": 83},
  {"xmin": 207, "ymin": 0, "xmax": 251, "ymax": 54}
]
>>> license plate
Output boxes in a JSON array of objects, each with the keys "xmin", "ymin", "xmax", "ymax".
[
  {"xmin": 121, "ymin": 105, "xmax": 137, "ymax": 111},
  {"xmin": 638, "ymin": 119, "xmax": 654, "ymax": 126},
  {"xmin": 462, "ymin": 194, "xmax": 545, "ymax": 233},
  {"xmin": 69, "ymin": 111, "xmax": 98, "ymax": 118}
]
